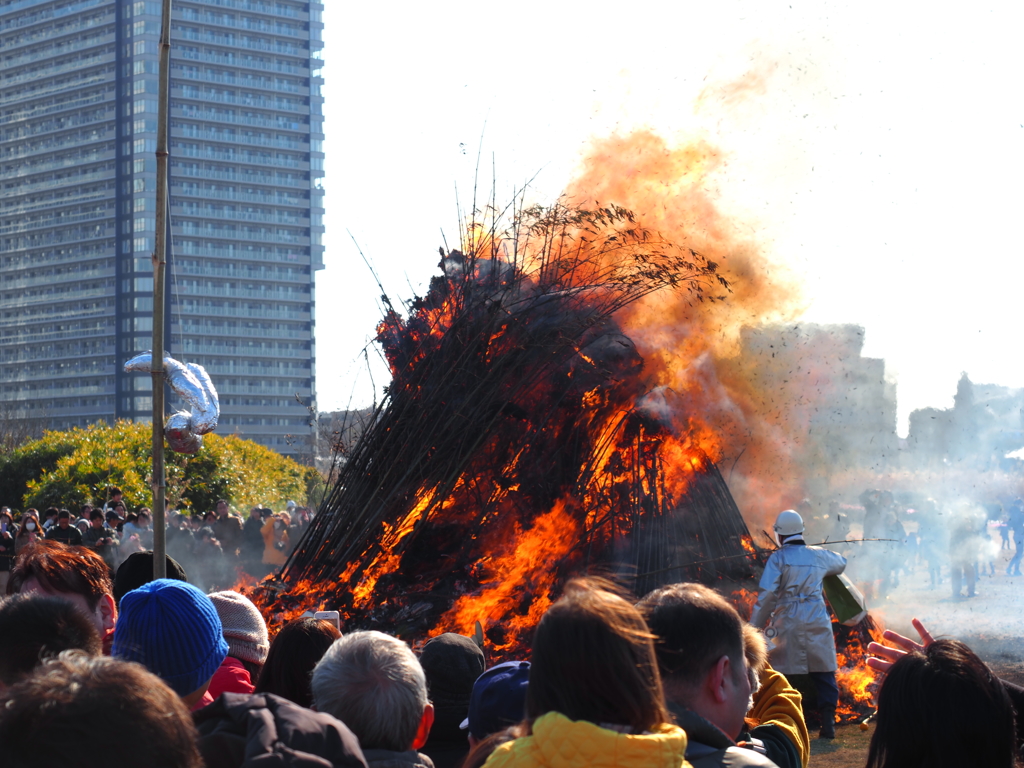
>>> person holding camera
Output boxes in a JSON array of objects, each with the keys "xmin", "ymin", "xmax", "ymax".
[{"xmin": 83, "ymin": 509, "xmax": 120, "ymax": 570}]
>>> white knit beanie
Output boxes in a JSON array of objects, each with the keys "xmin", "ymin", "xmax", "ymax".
[{"xmin": 208, "ymin": 591, "xmax": 270, "ymax": 666}]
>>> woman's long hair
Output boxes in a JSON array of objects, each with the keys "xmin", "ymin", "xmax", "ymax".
[
  {"xmin": 254, "ymin": 617, "xmax": 341, "ymax": 709},
  {"xmin": 525, "ymin": 578, "xmax": 669, "ymax": 733},
  {"xmin": 866, "ymin": 638, "xmax": 1018, "ymax": 768}
]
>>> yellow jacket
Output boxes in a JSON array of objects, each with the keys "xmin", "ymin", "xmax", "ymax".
[
  {"xmin": 748, "ymin": 665, "xmax": 810, "ymax": 768},
  {"xmin": 261, "ymin": 518, "xmax": 289, "ymax": 565},
  {"xmin": 483, "ymin": 712, "xmax": 692, "ymax": 768}
]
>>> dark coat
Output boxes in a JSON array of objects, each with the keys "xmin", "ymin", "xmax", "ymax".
[
  {"xmin": 194, "ymin": 692, "xmax": 369, "ymax": 768},
  {"xmin": 668, "ymin": 704, "xmax": 780, "ymax": 768}
]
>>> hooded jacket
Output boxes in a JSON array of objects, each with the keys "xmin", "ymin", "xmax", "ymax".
[
  {"xmin": 750, "ymin": 542, "xmax": 846, "ymax": 674},
  {"xmin": 482, "ymin": 711, "xmax": 691, "ymax": 768},
  {"xmin": 742, "ymin": 666, "xmax": 808, "ymax": 768},
  {"xmin": 193, "ymin": 692, "xmax": 368, "ymax": 768}
]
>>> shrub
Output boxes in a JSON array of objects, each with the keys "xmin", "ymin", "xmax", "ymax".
[{"xmin": 0, "ymin": 421, "xmax": 310, "ymax": 514}]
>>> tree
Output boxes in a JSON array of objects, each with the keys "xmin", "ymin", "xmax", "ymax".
[{"xmin": 0, "ymin": 421, "xmax": 315, "ymax": 514}]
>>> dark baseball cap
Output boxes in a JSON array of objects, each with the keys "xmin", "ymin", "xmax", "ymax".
[{"xmin": 459, "ymin": 660, "xmax": 530, "ymax": 739}]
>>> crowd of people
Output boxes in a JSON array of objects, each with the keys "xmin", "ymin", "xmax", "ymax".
[
  {"xmin": 0, "ymin": 505, "xmax": 1021, "ymax": 768},
  {"xmin": 805, "ymin": 491, "xmax": 1024, "ymax": 602},
  {"xmin": 0, "ymin": 489, "xmax": 315, "ymax": 593}
]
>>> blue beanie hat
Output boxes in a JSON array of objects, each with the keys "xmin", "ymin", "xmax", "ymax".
[{"xmin": 112, "ymin": 578, "xmax": 228, "ymax": 697}]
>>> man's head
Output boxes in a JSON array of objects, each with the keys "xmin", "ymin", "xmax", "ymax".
[
  {"xmin": 638, "ymin": 583, "xmax": 751, "ymax": 741},
  {"xmin": 43, "ymin": 507, "xmax": 59, "ymax": 523},
  {"xmin": 216, "ymin": 499, "xmax": 230, "ymax": 518},
  {"xmin": 113, "ymin": 579, "xmax": 228, "ymax": 706},
  {"xmin": 419, "ymin": 632, "xmax": 485, "ymax": 744},
  {"xmin": 107, "ymin": 487, "xmax": 123, "ymax": 502},
  {"xmin": 250, "ymin": 506, "xmax": 263, "ymax": 520},
  {"xmin": 0, "ymin": 651, "xmax": 202, "ymax": 768},
  {"xmin": 312, "ymin": 630, "xmax": 434, "ymax": 753},
  {"xmin": 8, "ymin": 541, "xmax": 117, "ymax": 649},
  {"xmin": 57, "ymin": 509, "xmax": 71, "ymax": 529},
  {"xmin": 89, "ymin": 510, "xmax": 105, "ymax": 527},
  {"xmin": 113, "ymin": 552, "xmax": 188, "ymax": 606},
  {"xmin": 0, "ymin": 594, "xmax": 102, "ymax": 687}
]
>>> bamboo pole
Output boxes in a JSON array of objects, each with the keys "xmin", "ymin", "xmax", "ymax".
[{"xmin": 150, "ymin": 0, "xmax": 173, "ymax": 580}]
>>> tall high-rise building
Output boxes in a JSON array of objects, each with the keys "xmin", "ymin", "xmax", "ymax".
[{"xmin": 0, "ymin": 0, "xmax": 324, "ymax": 460}]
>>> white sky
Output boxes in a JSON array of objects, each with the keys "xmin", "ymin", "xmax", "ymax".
[{"xmin": 314, "ymin": 0, "xmax": 1024, "ymax": 436}]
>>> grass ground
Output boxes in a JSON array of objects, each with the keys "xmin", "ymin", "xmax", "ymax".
[{"xmin": 809, "ymin": 723, "xmax": 873, "ymax": 768}]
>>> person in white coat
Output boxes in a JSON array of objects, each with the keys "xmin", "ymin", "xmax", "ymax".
[{"xmin": 751, "ymin": 509, "xmax": 846, "ymax": 740}]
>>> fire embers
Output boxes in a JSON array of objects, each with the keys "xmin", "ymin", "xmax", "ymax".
[
  {"xmin": 123, "ymin": 352, "xmax": 220, "ymax": 454},
  {"xmin": 261, "ymin": 202, "xmax": 747, "ymax": 652}
]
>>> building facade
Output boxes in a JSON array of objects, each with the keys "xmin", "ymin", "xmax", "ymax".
[{"xmin": 0, "ymin": 0, "xmax": 324, "ymax": 459}]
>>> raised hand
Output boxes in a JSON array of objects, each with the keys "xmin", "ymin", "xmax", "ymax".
[{"xmin": 866, "ymin": 617, "xmax": 936, "ymax": 674}]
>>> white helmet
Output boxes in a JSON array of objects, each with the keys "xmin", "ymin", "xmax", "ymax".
[{"xmin": 773, "ymin": 509, "xmax": 805, "ymax": 540}]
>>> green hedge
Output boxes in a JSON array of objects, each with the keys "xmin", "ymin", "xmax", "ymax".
[{"xmin": 0, "ymin": 421, "xmax": 315, "ymax": 515}]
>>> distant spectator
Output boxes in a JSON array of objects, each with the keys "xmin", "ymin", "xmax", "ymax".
[
  {"xmin": 113, "ymin": 551, "xmax": 188, "ymax": 606},
  {"xmin": 0, "ymin": 508, "xmax": 16, "ymax": 594},
  {"xmin": 242, "ymin": 506, "xmax": 265, "ymax": 569},
  {"xmin": 113, "ymin": 578, "xmax": 228, "ymax": 709},
  {"xmin": 0, "ymin": 593, "xmax": 101, "ymax": 687},
  {"xmin": 213, "ymin": 499, "xmax": 243, "ymax": 560},
  {"xmin": 42, "ymin": 507, "xmax": 59, "ymax": 530},
  {"xmin": 483, "ymin": 579, "xmax": 688, "ymax": 768},
  {"xmin": 286, "ymin": 507, "xmax": 311, "ymax": 557},
  {"xmin": 45, "ymin": 509, "xmax": 83, "ymax": 546},
  {"xmin": 102, "ymin": 486, "xmax": 125, "ymax": 513},
  {"xmin": 120, "ymin": 512, "xmax": 142, "ymax": 556},
  {"xmin": 14, "ymin": 511, "xmax": 43, "ymax": 555},
  {"xmin": 8, "ymin": 540, "xmax": 117, "ymax": 652},
  {"xmin": 83, "ymin": 509, "xmax": 120, "ymax": 570},
  {"xmin": 106, "ymin": 509, "xmax": 124, "ymax": 535},
  {"xmin": 254, "ymin": 616, "xmax": 340, "ymax": 708},
  {"xmin": 136, "ymin": 509, "xmax": 155, "ymax": 549},
  {"xmin": 419, "ymin": 632, "xmax": 486, "ymax": 768},
  {"xmin": 0, "ymin": 651, "xmax": 202, "ymax": 768},
  {"xmin": 261, "ymin": 512, "xmax": 291, "ymax": 567},
  {"xmin": 195, "ymin": 526, "xmax": 226, "ymax": 591},
  {"xmin": 167, "ymin": 513, "xmax": 196, "ymax": 566},
  {"xmin": 205, "ymin": 590, "xmax": 270, "ymax": 700},
  {"xmin": 312, "ymin": 631, "xmax": 435, "ymax": 768},
  {"xmin": 461, "ymin": 661, "xmax": 530, "ymax": 746}
]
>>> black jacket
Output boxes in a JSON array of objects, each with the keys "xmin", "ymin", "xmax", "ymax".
[
  {"xmin": 194, "ymin": 692, "xmax": 369, "ymax": 768},
  {"xmin": 44, "ymin": 525, "xmax": 83, "ymax": 546},
  {"xmin": 668, "ymin": 704, "xmax": 780, "ymax": 768}
]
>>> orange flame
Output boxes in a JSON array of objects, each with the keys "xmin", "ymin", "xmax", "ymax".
[{"xmin": 437, "ymin": 499, "xmax": 580, "ymax": 651}]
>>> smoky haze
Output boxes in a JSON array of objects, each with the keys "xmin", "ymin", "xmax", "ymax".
[{"xmin": 711, "ymin": 321, "xmax": 1024, "ymax": 670}]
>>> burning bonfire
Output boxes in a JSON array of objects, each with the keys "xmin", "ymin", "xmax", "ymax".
[
  {"xmin": 249, "ymin": 132, "xmax": 881, "ymax": 720},
  {"xmin": 254, "ymin": 201, "xmax": 758, "ymax": 650}
]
